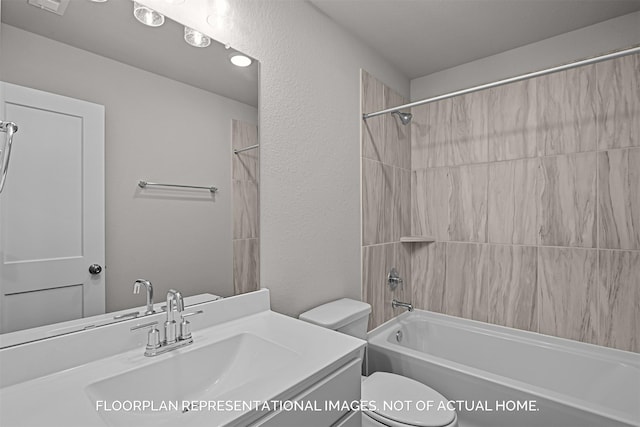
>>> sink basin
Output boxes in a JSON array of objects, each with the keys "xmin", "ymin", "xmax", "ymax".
[{"xmin": 86, "ymin": 333, "xmax": 298, "ymax": 426}]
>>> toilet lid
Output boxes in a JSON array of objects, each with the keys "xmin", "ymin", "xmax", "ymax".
[{"xmin": 362, "ymin": 372, "xmax": 455, "ymax": 427}]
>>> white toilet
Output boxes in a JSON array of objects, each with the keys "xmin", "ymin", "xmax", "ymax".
[{"xmin": 300, "ymin": 299, "xmax": 458, "ymax": 427}]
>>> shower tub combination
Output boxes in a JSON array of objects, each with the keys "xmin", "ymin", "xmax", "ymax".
[{"xmin": 367, "ymin": 310, "xmax": 639, "ymax": 427}]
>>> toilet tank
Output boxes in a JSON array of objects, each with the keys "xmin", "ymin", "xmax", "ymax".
[{"xmin": 299, "ymin": 299, "xmax": 371, "ymax": 339}]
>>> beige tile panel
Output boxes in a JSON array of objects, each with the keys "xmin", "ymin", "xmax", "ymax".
[
  {"xmin": 410, "ymin": 104, "xmax": 429, "ymax": 170},
  {"xmin": 596, "ymin": 53, "xmax": 640, "ymax": 150},
  {"xmin": 411, "ymin": 242, "xmax": 446, "ymax": 313},
  {"xmin": 598, "ymin": 148, "xmax": 640, "ymax": 250},
  {"xmin": 363, "ymin": 243, "xmax": 412, "ymax": 330},
  {"xmin": 232, "ymin": 238, "xmax": 259, "ymax": 295},
  {"xmin": 362, "ymin": 70, "xmax": 385, "ymax": 162},
  {"xmin": 386, "ymin": 243, "xmax": 412, "ymax": 322},
  {"xmin": 538, "ymin": 153, "xmax": 596, "ymax": 248},
  {"xmin": 411, "ymin": 100, "xmax": 451, "ymax": 169},
  {"xmin": 486, "ymin": 245, "xmax": 538, "ymax": 332},
  {"xmin": 362, "ymin": 159, "xmax": 395, "ymax": 245},
  {"xmin": 443, "ymin": 242, "xmax": 488, "ymax": 322},
  {"xmin": 449, "ymin": 164, "xmax": 488, "ymax": 242},
  {"xmin": 450, "ymin": 90, "xmax": 489, "ymax": 165},
  {"xmin": 363, "ymin": 244, "xmax": 389, "ymax": 330},
  {"xmin": 488, "ymin": 158, "xmax": 538, "ymax": 245},
  {"xmin": 232, "ymin": 180, "xmax": 259, "ymax": 240},
  {"xmin": 536, "ymin": 65, "xmax": 597, "ymax": 155},
  {"xmin": 598, "ymin": 250, "xmax": 639, "ymax": 352},
  {"xmin": 385, "ymin": 88, "xmax": 411, "ymax": 169},
  {"xmin": 538, "ymin": 247, "xmax": 597, "ymax": 343},
  {"xmin": 231, "ymin": 119, "xmax": 259, "ymax": 182},
  {"xmin": 488, "ymin": 79, "xmax": 537, "ymax": 161},
  {"xmin": 399, "ymin": 168, "xmax": 411, "ymax": 238},
  {"xmin": 411, "ymin": 168, "xmax": 449, "ymax": 241}
]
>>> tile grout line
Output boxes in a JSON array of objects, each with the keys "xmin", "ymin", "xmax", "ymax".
[
  {"xmin": 595, "ymin": 62, "xmax": 601, "ymax": 347},
  {"xmin": 391, "ymin": 239, "xmax": 640, "ymax": 252},
  {"xmin": 410, "ymin": 144, "xmax": 639, "ymax": 173}
]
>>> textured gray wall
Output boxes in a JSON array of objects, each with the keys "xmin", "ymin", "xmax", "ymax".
[{"xmin": 142, "ymin": 0, "xmax": 410, "ymax": 317}]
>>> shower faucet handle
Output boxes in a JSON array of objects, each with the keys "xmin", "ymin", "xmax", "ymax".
[{"xmin": 388, "ymin": 267, "xmax": 403, "ymax": 290}]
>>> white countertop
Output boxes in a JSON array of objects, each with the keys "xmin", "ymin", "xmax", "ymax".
[{"xmin": 0, "ymin": 290, "xmax": 365, "ymax": 427}]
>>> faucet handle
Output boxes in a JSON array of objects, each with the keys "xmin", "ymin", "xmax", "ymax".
[
  {"xmin": 388, "ymin": 267, "xmax": 404, "ymax": 290},
  {"xmin": 130, "ymin": 320, "xmax": 158, "ymax": 331},
  {"xmin": 179, "ymin": 310, "xmax": 204, "ymax": 340},
  {"xmin": 181, "ymin": 310, "xmax": 204, "ymax": 319},
  {"xmin": 130, "ymin": 321, "xmax": 161, "ymax": 351},
  {"xmin": 113, "ymin": 310, "xmax": 140, "ymax": 320}
]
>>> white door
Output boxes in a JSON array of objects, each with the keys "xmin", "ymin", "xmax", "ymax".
[{"xmin": 0, "ymin": 82, "xmax": 105, "ymax": 333}]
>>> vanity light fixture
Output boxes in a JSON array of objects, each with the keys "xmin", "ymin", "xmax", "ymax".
[
  {"xmin": 27, "ymin": 0, "xmax": 70, "ymax": 15},
  {"xmin": 133, "ymin": 1, "xmax": 165, "ymax": 27},
  {"xmin": 184, "ymin": 27, "xmax": 211, "ymax": 48},
  {"xmin": 229, "ymin": 53, "xmax": 252, "ymax": 67}
]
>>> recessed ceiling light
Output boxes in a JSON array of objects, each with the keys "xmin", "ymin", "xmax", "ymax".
[
  {"xmin": 88, "ymin": 0, "xmax": 108, "ymax": 3},
  {"xmin": 184, "ymin": 27, "xmax": 211, "ymax": 48},
  {"xmin": 230, "ymin": 54, "xmax": 252, "ymax": 67},
  {"xmin": 133, "ymin": 1, "xmax": 165, "ymax": 27}
]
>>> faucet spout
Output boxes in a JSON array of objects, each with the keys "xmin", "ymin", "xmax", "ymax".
[
  {"xmin": 392, "ymin": 299, "xmax": 413, "ymax": 312},
  {"xmin": 166, "ymin": 289, "xmax": 184, "ymax": 313},
  {"xmin": 165, "ymin": 289, "xmax": 184, "ymax": 344},
  {"xmin": 133, "ymin": 279, "xmax": 155, "ymax": 315}
]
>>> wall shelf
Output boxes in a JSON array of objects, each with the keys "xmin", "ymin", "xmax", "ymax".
[{"xmin": 400, "ymin": 236, "xmax": 435, "ymax": 243}]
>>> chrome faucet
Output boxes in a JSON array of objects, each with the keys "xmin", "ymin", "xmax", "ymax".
[
  {"xmin": 133, "ymin": 279, "xmax": 155, "ymax": 315},
  {"xmin": 392, "ymin": 299, "xmax": 413, "ymax": 312},
  {"xmin": 164, "ymin": 289, "xmax": 184, "ymax": 344},
  {"xmin": 130, "ymin": 289, "xmax": 203, "ymax": 357}
]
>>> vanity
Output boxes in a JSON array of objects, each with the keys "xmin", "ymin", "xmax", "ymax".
[{"xmin": 0, "ymin": 290, "xmax": 365, "ymax": 427}]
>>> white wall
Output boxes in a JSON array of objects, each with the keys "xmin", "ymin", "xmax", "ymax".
[
  {"xmin": 411, "ymin": 11, "xmax": 640, "ymax": 100},
  {"xmin": 142, "ymin": 0, "xmax": 410, "ymax": 317},
  {"xmin": 1, "ymin": 24, "xmax": 258, "ymax": 312}
]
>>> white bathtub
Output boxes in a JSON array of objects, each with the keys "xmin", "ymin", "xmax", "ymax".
[{"xmin": 367, "ymin": 310, "xmax": 640, "ymax": 427}]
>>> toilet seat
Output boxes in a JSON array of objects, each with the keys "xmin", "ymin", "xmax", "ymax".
[{"xmin": 362, "ymin": 372, "xmax": 456, "ymax": 427}]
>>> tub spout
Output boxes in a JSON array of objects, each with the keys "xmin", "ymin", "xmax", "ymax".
[{"xmin": 392, "ymin": 299, "xmax": 413, "ymax": 312}]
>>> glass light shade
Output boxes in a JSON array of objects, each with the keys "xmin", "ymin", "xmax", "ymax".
[
  {"xmin": 133, "ymin": 2, "xmax": 165, "ymax": 27},
  {"xmin": 229, "ymin": 54, "xmax": 252, "ymax": 67},
  {"xmin": 184, "ymin": 27, "xmax": 211, "ymax": 48}
]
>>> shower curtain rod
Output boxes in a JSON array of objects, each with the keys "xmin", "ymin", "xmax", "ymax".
[{"xmin": 362, "ymin": 45, "xmax": 640, "ymax": 120}]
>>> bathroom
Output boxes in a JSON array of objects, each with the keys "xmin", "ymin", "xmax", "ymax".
[{"xmin": 0, "ymin": 0, "xmax": 638, "ymax": 426}]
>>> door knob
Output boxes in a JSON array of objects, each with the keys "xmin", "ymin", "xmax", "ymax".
[{"xmin": 89, "ymin": 264, "xmax": 103, "ymax": 275}]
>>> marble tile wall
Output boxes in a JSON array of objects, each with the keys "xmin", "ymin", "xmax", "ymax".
[
  {"xmin": 232, "ymin": 120, "xmax": 259, "ymax": 295},
  {"xmin": 413, "ymin": 53, "xmax": 638, "ymax": 352},
  {"xmin": 364, "ymin": 53, "xmax": 638, "ymax": 351},
  {"xmin": 361, "ymin": 71, "xmax": 412, "ymax": 329}
]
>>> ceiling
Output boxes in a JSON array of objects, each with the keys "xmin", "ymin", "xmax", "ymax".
[
  {"xmin": 3, "ymin": 1, "xmax": 638, "ymax": 100},
  {"xmin": 310, "ymin": 0, "xmax": 640, "ymax": 79},
  {"xmin": 1, "ymin": 0, "xmax": 258, "ymax": 107}
]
